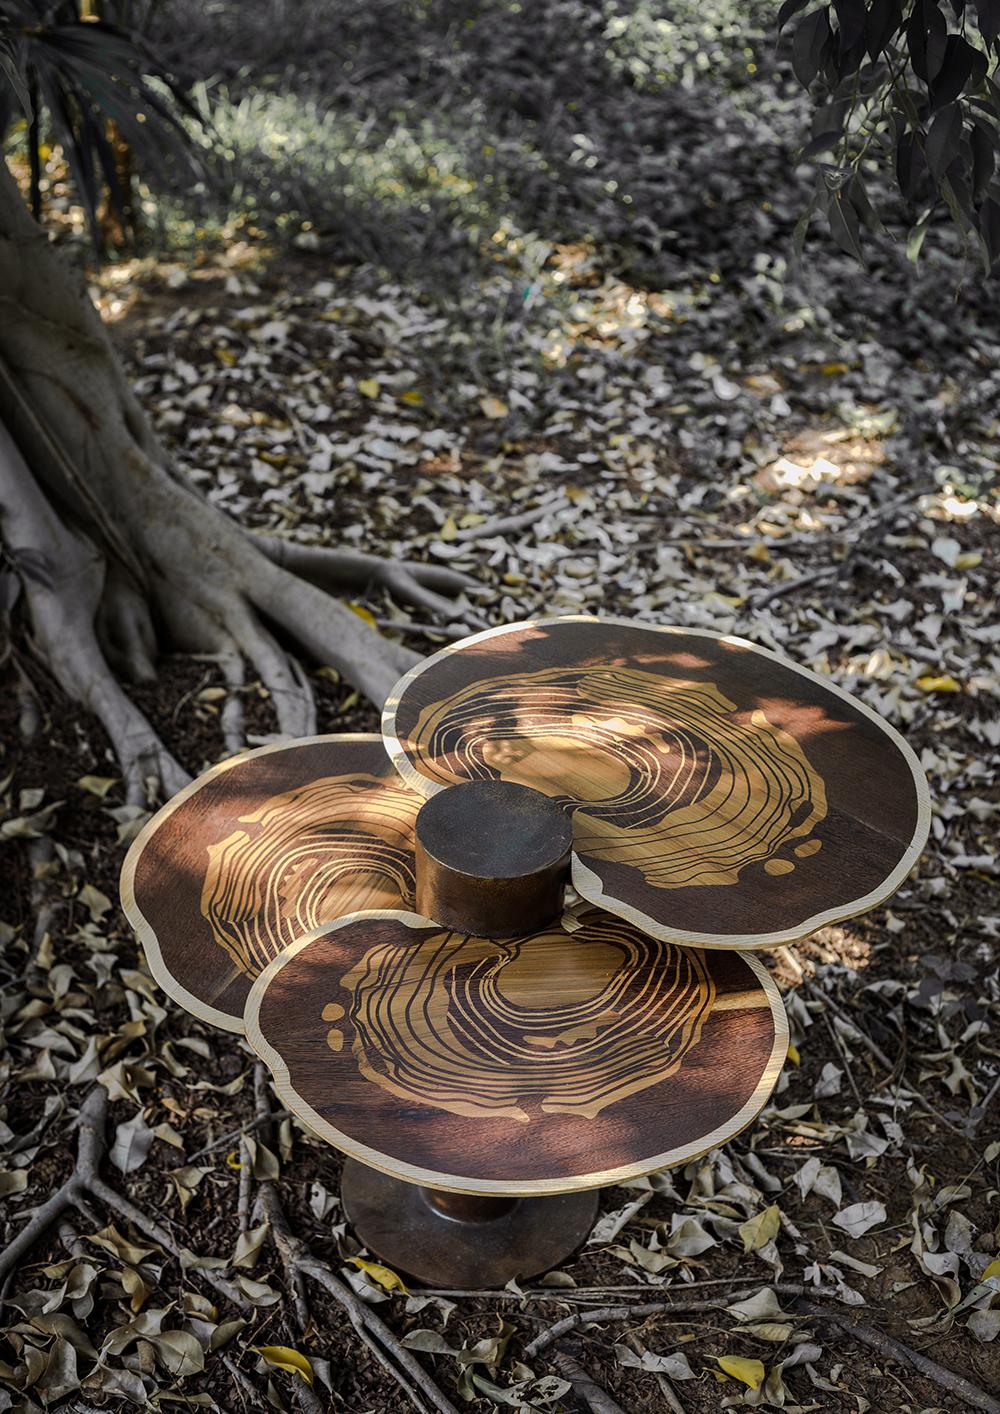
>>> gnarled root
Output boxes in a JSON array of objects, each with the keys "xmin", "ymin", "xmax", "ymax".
[
  {"xmin": 0, "ymin": 1087, "xmax": 245, "ymax": 1311},
  {"xmin": 256, "ymin": 535, "xmax": 489, "ymax": 630},
  {"xmin": 0, "ymin": 157, "xmax": 487, "ymax": 801},
  {"xmin": 0, "ymin": 422, "xmax": 189, "ymax": 806}
]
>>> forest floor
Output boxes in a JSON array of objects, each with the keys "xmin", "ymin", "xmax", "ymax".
[{"xmin": 2, "ymin": 195, "xmax": 1000, "ymax": 1414}]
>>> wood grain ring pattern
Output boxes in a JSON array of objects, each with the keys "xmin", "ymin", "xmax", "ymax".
[
  {"xmin": 382, "ymin": 616, "xmax": 931, "ymax": 952},
  {"xmin": 120, "ymin": 735, "xmax": 420, "ymax": 1032},
  {"xmin": 244, "ymin": 907, "xmax": 788, "ymax": 1196}
]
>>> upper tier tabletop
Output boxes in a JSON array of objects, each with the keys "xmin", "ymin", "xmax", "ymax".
[
  {"xmin": 245, "ymin": 907, "xmax": 786, "ymax": 1195},
  {"xmin": 383, "ymin": 616, "xmax": 930, "ymax": 950},
  {"xmin": 120, "ymin": 735, "xmax": 420, "ymax": 1032}
]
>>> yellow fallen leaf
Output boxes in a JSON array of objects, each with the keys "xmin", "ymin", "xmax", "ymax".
[
  {"xmin": 400, "ymin": 389, "xmax": 423, "ymax": 405},
  {"xmin": 717, "ymin": 1356, "xmax": 765, "ymax": 1390},
  {"xmin": 739, "ymin": 1204, "xmax": 780, "ymax": 1253},
  {"xmin": 358, "ymin": 378, "xmax": 380, "ymax": 399},
  {"xmin": 347, "ymin": 1257, "xmax": 409, "ymax": 1294},
  {"xmin": 955, "ymin": 551, "xmax": 982, "ymax": 570},
  {"xmin": 983, "ymin": 1258, "xmax": 1000, "ymax": 1281},
  {"xmin": 821, "ymin": 360, "xmax": 850, "ymax": 375},
  {"xmin": 479, "ymin": 394, "xmax": 509, "ymax": 419},
  {"xmin": 348, "ymin": 602, "xmax": 377, "ymax": 628},
  {"xmin": 440, "ymin": 515, "xmax": 458, "ymax": 542},
  {"xmin": 916, "ymin": 674, "xmax": 962, "ymax": 694},
  {"xmin": 787, "ymin": 1043, "xmax": 801, "ymax": 1067},
  {"xmin": 255, "ymin": 1346, "xmax": 314, "ymax": 1386},
  {"xmin": 225, "ymin": 1150, "xmax": 244, "ymax": 1170},
  {"xmin": 76, "ymin": 774, "xmax": 119, "ymax": 798},
  {"xmin": 215, "ymin": 347, "xmax": 237, "ymax": 367}
]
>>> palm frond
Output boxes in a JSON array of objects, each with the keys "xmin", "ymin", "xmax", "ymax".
[{"xmin": 0, "ymin": 0, "xmax": 207, "ymax": 248}]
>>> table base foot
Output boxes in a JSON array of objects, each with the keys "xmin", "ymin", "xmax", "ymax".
[{"xmin": 341, "ymin": 1160, "xmax": 599, "ymax": 1289}]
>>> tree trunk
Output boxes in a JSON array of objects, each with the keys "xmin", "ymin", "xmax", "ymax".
[{"xmin": 0, "ymin": 158, "xmax": 478, "ymax": 803}]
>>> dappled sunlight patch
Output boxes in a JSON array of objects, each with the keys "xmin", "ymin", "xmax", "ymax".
[
  {"xmin": 796, "ymin": 924, "xmax": 872, "ymax": 972},
  {"xmin": 754, "ymin": 422, "xmax": 886, "ymax": 498}
]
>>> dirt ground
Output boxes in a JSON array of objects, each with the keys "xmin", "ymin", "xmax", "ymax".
[{"xmin": 2, "ymin": 240, "xmax": 999, "ymax": 1413}]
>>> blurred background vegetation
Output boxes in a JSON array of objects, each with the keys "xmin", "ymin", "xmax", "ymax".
[{"xmin": 2, "ymin": 0, "xmax": 843, "ymax": 291}]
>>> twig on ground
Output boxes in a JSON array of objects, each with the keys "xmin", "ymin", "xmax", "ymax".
[
  {"xmin": 753, "ymin": 562, "xmax": 839, "ymax": 607},
  {"xmin": 185, "ymin": 1108, "xmax": 291, "ymax": 1163},
  {"xmin": 795, "ymin": 1299, "xmax": 1000, "ymax": 1414},
  {"xmin": 801, "ymin": 978, "xmax": 966, "ymax": 1137},
  {"xmin": 251, "ymin": 1066, "xmax": 459, "ymax": 1414},
  {"xmin": 453, "ymin": 492, "xmax": 567, "ymax": 542},
  {"xmin": 749, "ymin": 479, "xmax": 938, "ymax": 608},
  {"xmin": 551, "ymin": 1345, "xmax": 627, "ymax": 1414},
  {"xmin": 300, "ymin": 1257, "xmax": 455, "ymax": 1414},
  {"xmin": 520, "ymin": 1283, "xmax": 1000, "ymax": 1414},
  {"xmin": 237, "ymin": 1136, "xmax": 251, "ymax": 1232},
  {"xmin": 821, "ymin": 1007, "xmax": 866, "ymax": 1109},
  {"xmin": 524, "ymin": 1284, "xmax": 838, "ymax": 1358},
  {"xmin": 0, "ymin": 1087, "xmax": 246, "ymax": 1310}
]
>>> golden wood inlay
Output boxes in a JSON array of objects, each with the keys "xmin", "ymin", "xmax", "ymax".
[
  {"xmin": 331, "ymin": 912, "xmax": 716, "ymax": 1122},
  {"xmin": 404, "ymin": 667, "xmax": 827, "ymax": 890},
  {"xmin": 201, "ymin": 773, "xmax": 418, "ymax": 978}
]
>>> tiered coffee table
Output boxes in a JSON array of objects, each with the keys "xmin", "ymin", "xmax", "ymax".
[{"xmin": 122, "ymin": 617, "xmax": 929, "ymax": 1287}]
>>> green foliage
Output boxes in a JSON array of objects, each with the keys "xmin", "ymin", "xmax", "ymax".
[
  {"xmin": 0, "ymin": 0, "xmax": 202, "ymax": 245},
  {"xmin": 781, "ymin": 0, "xmax": 1000, "ymax": 268},
  {"xmin": 152, "ymin": 0, "xmax": 787, "ymax": 293}
]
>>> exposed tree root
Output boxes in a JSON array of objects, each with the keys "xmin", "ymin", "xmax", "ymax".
[
  {"xmin": 256, "ymin": 535, "xmax": 488, "ymax": 630},
  {"xmin": 0, "ymin": 1087, "xmax": 246, "ymax": 1311},
  {"xmin": 0, "ymin": 159, "xmax": 485, "ymax": 801},
  {"xmin": 251, "ymin": 1067, "xmax": 460, "ymax": 1414},
  {"xmin": 795, "ymin": 1299, "xmax": 1000, "ymax": 1414},
  {"xmin": 551, "ymin": 1345, "xmax": 627, "ymax": 1414},
  {"xmin": 0, "ymin": 423, "xmax": 189, "ymax": 806},
  {"xmin": 0, "ymin": 1079, "xmax": 457, "ymax": 1412},
  {"xmin": 523, "ymin": 1287, "xmax": 1000, "ymax": 1414}
]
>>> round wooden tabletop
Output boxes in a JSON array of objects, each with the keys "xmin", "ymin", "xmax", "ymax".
[
  {"xmin": 383, "ymin": 616, "xmax": 930, "ymax": 950},
  {"xmin": 120, "ymin": 735, "xmax": 420, "ymax": 1032},
  {"xmin": 245, "ymin": 906, "xmax": 787, "ymax": 1195}
]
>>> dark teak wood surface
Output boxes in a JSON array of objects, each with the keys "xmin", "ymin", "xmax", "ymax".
[
  {"xmin": 121, "ymin": 735, "xmax": 420, "ymax": 1032},
  {"xmin": 245, "ymin": 906, "xmax": 786, "ymax": 1195},
  {"xmin": 383, "ymin": 616, "xmax": 931, "ymax": 950}
]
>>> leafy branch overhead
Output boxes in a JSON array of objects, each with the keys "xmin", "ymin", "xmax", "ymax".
[
  {"xmin": 781, "ymin": 0, "xmax": 1000, "ymax": 266},
  {"xmin": 0, "ymin": 0, "xmax": 202, "ymax": 243}
]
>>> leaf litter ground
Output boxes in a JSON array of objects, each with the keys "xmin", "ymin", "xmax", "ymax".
[{"xmin": 1, "ymin": 228, "xmax": 999, "ymax": 1413}]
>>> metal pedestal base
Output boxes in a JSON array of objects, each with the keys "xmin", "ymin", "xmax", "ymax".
[{"xmin": 341, "ymin": 1159, "xmax": 599, "ymax": 1288}]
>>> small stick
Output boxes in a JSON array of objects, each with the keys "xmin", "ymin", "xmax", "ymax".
[
  {"xmin": 551, "ymin": 1345, "xmax": 627, "ymax": 1414},
  {"xmin": 821, "ymin": 1008, "xmax": 866, "ymax": 1109},
  {"xmin": 753, "ymin": 563, "xmax": 839, "ymax": 607},
  {"xmin": 237, "ymin": 1136, "xmax": 251, "ymax": 1232},
  {"xmin": 795, "ymin": 1300, "xmax": 1000, "ymax": 1414},
  {"xmin": 453, "ymin": 494, "xmax": 567, "ymax": 542},
  {"xmin": 185, "ymin": 1108, "xmax": 290, "ymax": 1162}
]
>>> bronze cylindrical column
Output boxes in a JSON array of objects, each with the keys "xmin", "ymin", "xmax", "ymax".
[{"xmin": 414, "ymin": 778, "xmax": 572, "ymax": 938}]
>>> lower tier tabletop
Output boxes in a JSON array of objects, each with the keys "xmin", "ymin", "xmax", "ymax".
[{"xmin": 245, "ymin": 906, "xmax": 787, "ymax": 1195}]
